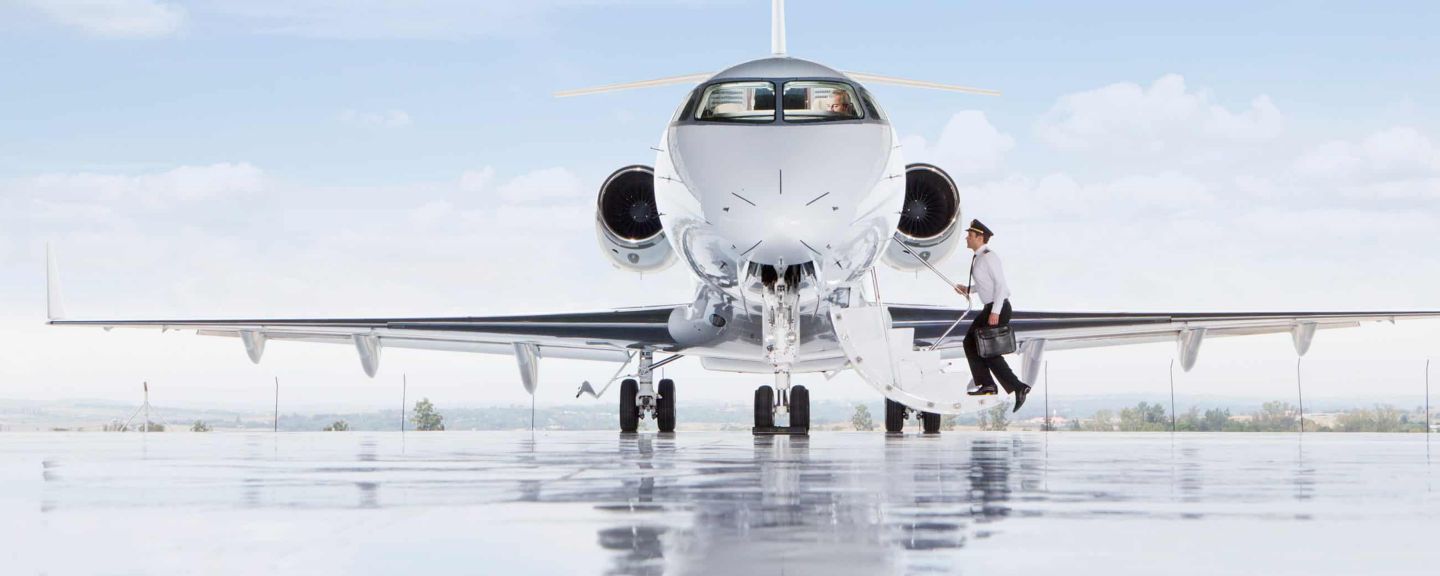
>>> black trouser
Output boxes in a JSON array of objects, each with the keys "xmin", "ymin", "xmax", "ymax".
[{"xmin": 963, "ymin": 299, "xmax": 1025, "ymax": 394}]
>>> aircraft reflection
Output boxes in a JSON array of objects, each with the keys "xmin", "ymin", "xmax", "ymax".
[
  {"xmin": 588, "ymin": 434, "xmax": 1027, "ymax": 575},
  {"xmin": 28, "ymin": 432, "xmax": 1434, "ymax": 575}
]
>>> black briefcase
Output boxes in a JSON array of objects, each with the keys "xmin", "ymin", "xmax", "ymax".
[{"xmin": 976, "ymin": 325, "xmax": 1016, "ymax": 358}]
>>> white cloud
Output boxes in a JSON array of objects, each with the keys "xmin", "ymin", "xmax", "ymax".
[
  {"xmin": 494, "ymin": 166, "xmax": 586, "ymax": 203},
  {"xmin": 459, "ymin": 167, "xmax": 496, "ymax": 193},
  {"xmin": 901, "ymin": 111, "xmax": 1015, "ymax": 176},
  {"xmin": 1036, "ymin": 74, "xmax": 1283, "ymax": 155},
  {"xmin": 1293, "ymin": 126, "xmax": 1440, "ymax": 182},
  {"xmin": 339, "ymin": 109, "xmax": 412, "ymax": 128},
  {"xmin": 19, "ymin": 0, "xmax": 184, "ymax": 37},
  {"xmin": 14, "ymin": 163, "xmax": 263, "ymax": 209},
  {"xmin": 966, "ymin": 171, "xmax": 1213, "ymax": 221}
]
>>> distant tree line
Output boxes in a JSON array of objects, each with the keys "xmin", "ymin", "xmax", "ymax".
[{"xmin": 1076, "ymin": 401, "xmax": 1429, "ymax": 433}]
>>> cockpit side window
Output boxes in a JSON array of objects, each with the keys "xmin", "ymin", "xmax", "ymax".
[
  {"xmin": 672, "ymin": 88, "xmax": 697, "ymax": 123},
  {"xmin": 781, "ymin": 81, "xmax": 863, "ymax": 123},
  {"xmin": 695, "ymin": 81, "xmax": 777, "ymax": 123},
  {"xmin": 860, "ymin": 90, "xmax": 885, "ymax": 122}
]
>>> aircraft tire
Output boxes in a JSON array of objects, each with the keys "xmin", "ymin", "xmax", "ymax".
[
  {"xmin": 790, "ymin": 385, "xmax": 810, "ymax": 432},
  {"xmin": 657, "ymin": 379, "xmax": 676, "ymax": 433},
  {"xmin": 619, "ymin": 378, "xmax": 640, "ymax": 433},
  {"xmin": 754, "ymin": 386, "xmax": 775, "ymax": 429},
  {"xmin": 885, "ymin": 399, "xmax": 906, "ymax": 433},
  {"xmin": 922, "ymin": 411, "xmax": 942, "ymax": 434}
]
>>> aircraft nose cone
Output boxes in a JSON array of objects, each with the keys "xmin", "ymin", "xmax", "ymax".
[{"xmin": 669, "ymin": 122, "xmax": 895, "ymax": 267}]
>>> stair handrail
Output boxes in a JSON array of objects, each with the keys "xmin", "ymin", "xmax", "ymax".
[{"xmin": 887, "ymin": 233, "xmax": 973, "ymax": 352}]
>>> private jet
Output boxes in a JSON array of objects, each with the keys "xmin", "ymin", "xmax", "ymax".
[{"xmin": 48, "ymin": 0, "xmax": 1440, "ymax": 434}]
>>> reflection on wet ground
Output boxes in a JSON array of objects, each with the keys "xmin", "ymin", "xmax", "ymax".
[{"xmin": 3, "ymin": 432, "xmax": 1438, "ymax": 575}]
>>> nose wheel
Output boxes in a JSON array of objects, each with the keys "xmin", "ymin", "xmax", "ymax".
[{"xmin": 752, "ymin": 382, "xmax": 809, "ymax": 435}]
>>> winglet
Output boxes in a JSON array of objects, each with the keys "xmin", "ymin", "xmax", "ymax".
[{"xmin": 46, "ymin": 243, "xmax": 67, "ymax": 321}]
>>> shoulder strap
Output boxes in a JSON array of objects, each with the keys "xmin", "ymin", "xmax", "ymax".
[{"xmin": 967, "ymin": 253, "xmax": 977, "ymax": 290}]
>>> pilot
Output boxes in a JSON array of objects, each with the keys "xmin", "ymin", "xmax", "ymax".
[
  {"xmin": 954, "ymin": 220, "xmax": 1031, "ymax": 412},
  {"xmin": 829, "ymin": 88, "xmax": 855, "ymax": 116}
]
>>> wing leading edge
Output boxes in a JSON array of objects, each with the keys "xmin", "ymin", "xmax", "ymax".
[
  {"xmin": 890, "ymin": 305, "xmax": 1440, "ymax": 377},
  {"xmin": 49, "ymin": 307, "xmax": 681, "ymax": 377}
]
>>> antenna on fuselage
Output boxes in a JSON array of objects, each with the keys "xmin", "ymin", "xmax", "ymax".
[{"xmin": 772, "ymin": 0, "xmax": 787, "ymax": 56}]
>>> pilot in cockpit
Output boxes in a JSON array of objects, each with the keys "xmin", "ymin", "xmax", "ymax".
[{"xmin": 829, "ymin": 89, "xmax": 856, "ymax": 117}]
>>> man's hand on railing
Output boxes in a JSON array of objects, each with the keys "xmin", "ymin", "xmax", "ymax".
[{"xmin": 954, "ymin": 284, "xmax": 970, "ymax": 297}]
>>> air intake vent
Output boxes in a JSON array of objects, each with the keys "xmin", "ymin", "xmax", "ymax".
[
  {"xmin": 598, "ymin": 167, "xmax": 661, "ymax": 242},
  {"xmin": 897, "ymin": 164, "xmax": 959, "ymax": 241}
]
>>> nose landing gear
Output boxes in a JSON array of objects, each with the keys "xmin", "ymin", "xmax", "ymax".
[
  {"xmin": 752, "ymin": 376, "xmax": 810, "ymax": 435},
  {"xmin": 752, "ymin": 265, "xmax": 811, "ymax": 436}
]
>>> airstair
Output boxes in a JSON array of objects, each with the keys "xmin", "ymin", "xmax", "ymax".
[{"xmin": 830, "ymin": 303, "xmax": 999, "ymax": 415}]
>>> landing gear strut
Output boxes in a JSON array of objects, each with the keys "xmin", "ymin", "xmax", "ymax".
[
  {"xmin": 618, "ymin": 349, "xmax": 678, "ymax": 433},
  {"xmin": 885, "ymin": 398, "xmax": 943, "ymax": 434},
  {"xmin": 752, "ymin": 265, "xmax": 809, "ymax": 435}
]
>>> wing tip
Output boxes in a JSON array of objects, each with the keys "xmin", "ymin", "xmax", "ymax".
[{"xmin": 46, "ymin": 243, "xmax": 67, "ymax": 322}]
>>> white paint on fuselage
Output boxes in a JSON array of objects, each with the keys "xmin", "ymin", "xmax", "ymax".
[{"xmin": 653, "ymin": 57, "xmax": 905, "ymax": 311}]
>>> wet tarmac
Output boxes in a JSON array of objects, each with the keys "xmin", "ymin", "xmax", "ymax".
[{"xmin": 3, "ymin": 431, "xmax": 1438, "ymax": 575}]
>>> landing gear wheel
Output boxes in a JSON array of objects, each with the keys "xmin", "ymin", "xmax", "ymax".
[
  {"xmin": 657, "ymin": 379, "xmax": 676, "ymax": 433},
  {"xmin": 619, "ymin": 378, "xmax": 639, "ymax": 433},
  {"xmin": 885, "ymin": 398, "xmax": 906, "ymax": 433},
  {"xmin": 922, "ymin": 411, "xmax": 942, "ymax": 434},
  {"xmin": 790, "ymin": 385, "xmax": 810, "ymax": 433},
  {"xmin": 754, "ymin": 385, "xmax": 775, "ymax": 429}
]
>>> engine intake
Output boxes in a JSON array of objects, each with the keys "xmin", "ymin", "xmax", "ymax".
[
  {"xmin": 882, "ymin": 163, "xmax": 963, "ymax": 271},
  {"xmin": 595, "ymin": 165, "xmax": 675, "ymax": 272}
]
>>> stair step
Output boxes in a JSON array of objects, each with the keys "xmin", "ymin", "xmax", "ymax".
[{"xmin": 830, "ymin": 305, "xmax": 986, "ymax": 415}]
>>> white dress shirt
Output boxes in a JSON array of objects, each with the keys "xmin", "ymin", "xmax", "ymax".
[{"xmin": 968, "ymin": 244, "xmax": 1010, "ymax": 308}]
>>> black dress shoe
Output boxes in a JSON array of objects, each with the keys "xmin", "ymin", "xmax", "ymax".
[
  {"xmin": 1012, "ymin": 384, "xmax": 1031, "ymax": 413},
  {"xmin": 968, "ymin": 386, "xmax": 998, "ymax": 396}
]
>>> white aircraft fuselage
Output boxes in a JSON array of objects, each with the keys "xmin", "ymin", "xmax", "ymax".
[
  {"xmin": 657, "ymin": 57, "xmax": 904, "ymax": 301},
  {"xmin": 649, "ymin": 57, "xmax": 909, "ymax": 374}
]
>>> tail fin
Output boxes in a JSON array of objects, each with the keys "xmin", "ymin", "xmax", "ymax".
[
  {"xmin": 46, "ymin": 243, "xmax": 67, "ymax": 321},
  {"xmin": 554, "ymin": 1, "xmax": 1002, "ymax": 99},
  {"xmin": 772, "ymin": 0, "xmax": 787, "ymax": 56}
]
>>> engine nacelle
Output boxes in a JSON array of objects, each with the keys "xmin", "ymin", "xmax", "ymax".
[
  {"xmin": 595, "ymin": 165, "xmax": 676, "ymax": 272},
  {"xmin": 882, "ymin": 163, "xmax": 963, "ymax": 271}
]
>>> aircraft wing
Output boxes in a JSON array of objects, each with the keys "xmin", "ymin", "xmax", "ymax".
[
  {"xmin": 890, "ymin": 305, "xmax": 1440, "ymax": 369},
  {"xmin": 44, "ymin": 246, "xmax": 679, "ymax": 381},
  {"xmin": 47, "ymin": 307, "xmax": 680, "ymax": 378}
]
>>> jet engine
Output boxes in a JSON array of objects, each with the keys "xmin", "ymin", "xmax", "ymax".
[
  {"xmin": 595, "ymin": 165, "xmax": 676, "ymax": 272},
  {"xmin": 882, "ymin": 163, "xmax": 963, "ymax": 271}
]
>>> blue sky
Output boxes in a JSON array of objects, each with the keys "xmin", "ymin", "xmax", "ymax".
[{"xmin": 1, "ymin": 1, "xmax": 1438, "ymax": 410}]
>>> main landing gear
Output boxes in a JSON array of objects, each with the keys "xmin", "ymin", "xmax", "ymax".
[
  {"xmin": 885, "ymin": 398, "xmax": 943, "ymax": 434},
  {"xmin": 619, "ymin": 350, "xmax": 677, "ymax": 433}
]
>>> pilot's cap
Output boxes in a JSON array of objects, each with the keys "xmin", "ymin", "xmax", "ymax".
[{"xmin": 966, "ymin": 219, "xmax": 994, "ymax": 239}]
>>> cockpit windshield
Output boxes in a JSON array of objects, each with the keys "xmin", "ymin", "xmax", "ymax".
[
  {"xmin": 781, "ymin": 81, "xmax": 863, "ymax": 123},
  {"xmin": 695, "ymin": 81, "xmax": 776, "ymax": 123}
]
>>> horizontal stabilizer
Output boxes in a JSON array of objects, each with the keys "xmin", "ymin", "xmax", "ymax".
[
  {"xmin": 843, "ymin": 72, "xmax": 1001, "ymax": 96},
  {"xmin": 554, "ymin": 73, "xmax": 713, "ymax": 98},
  {"xmin": 554, "ymin": 71, "xmax": 1000, "ymax": 99}
]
